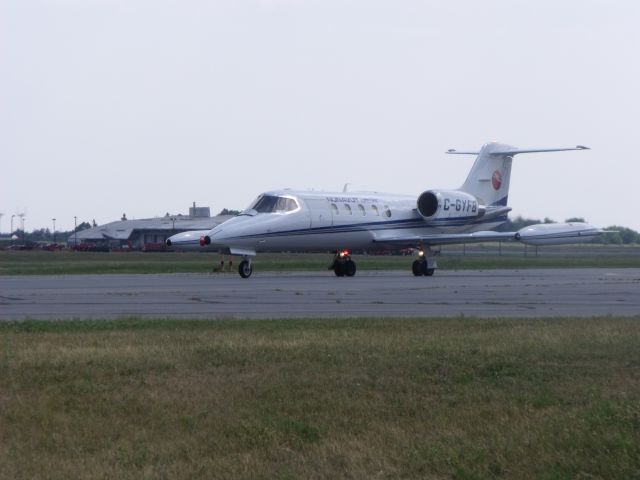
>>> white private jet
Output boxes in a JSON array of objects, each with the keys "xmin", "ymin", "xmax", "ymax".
[{"xmin": 167, "ymin": 142, "xmax": 605, "ymax": 278}]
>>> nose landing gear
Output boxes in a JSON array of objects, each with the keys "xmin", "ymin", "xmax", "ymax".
[
  {"xmin": 330, "ymin": 250, "xmax": 356, "ymax": 277},
  {"xmin": 238, "ymin": 258, "xmax": 253, "ymax": 278}
]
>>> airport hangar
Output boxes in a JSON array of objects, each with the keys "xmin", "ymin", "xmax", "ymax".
[{"xmin": 67, "ymin": 203, "xmax": 233, "ymax": 251}]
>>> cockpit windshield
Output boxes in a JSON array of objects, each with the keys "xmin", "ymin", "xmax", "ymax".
[{"xmin": 243, "ymin": 195, "xmax": 299, "ymax": 214}]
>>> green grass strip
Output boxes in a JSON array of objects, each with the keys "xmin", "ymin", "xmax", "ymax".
[
  {"xmin": 1, "ymin": 316, "xmax": 639, "ymax": 479},
  {"xmin": 2, "ymin": 246, "xmax": 640, "ymax": 275}
]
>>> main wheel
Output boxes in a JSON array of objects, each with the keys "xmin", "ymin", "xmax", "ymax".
[
  {"xmin": 425, "ymin": 268, "xmax": 435, "ymax": 276},
  {"xmin": 412, "ymin": 260, "xmax": 425, "ymax": 276},
  {"xmin": 334, "ymin": 262, "xmax": 345, "ymax": 276},
  {"xmin": 238, "ymin": 260, "xmax": 253, "ymax": 278},
  {"xmin": 344, "ymin": 260, "xmax": 356, "ymax": 277}
]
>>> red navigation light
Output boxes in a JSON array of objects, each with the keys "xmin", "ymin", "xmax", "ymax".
[
  {"xmin": 199, "ymin": 235, "xmax": 205, "ymax": 247},
  {"xmin": 339, "ymin": 249, "xmax": 350, "ymax": 258}
]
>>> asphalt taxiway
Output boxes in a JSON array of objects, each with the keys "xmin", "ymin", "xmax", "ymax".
[{"xmin": 1, "ymin": 269, "xmax": 639, "ymax": 320}]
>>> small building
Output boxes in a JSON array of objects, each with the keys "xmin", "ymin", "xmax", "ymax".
[
  {"xmin": 67, "ymin": 204, "xmax": 232, "ymax": 251},
  {"xmin": 189, "ymin": 202, "xmax": 210, "ymax": 218}
]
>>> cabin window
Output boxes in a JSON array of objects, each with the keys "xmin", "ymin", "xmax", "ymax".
[
  {"xmin": 275, "ymin": 197, "xmax": 298, "ymax": 212},
  {"xmin": 344, "ymin": 204, "xmax": 352, "ymax": 215},
  {"xmin": 384, "ymin": 206, "xmax": 392, "ymax": 218},
  {"xmin": 331, "ymin": 203, "xmax": 339, "ymax": 215},
  {"xmin": 358, "ymin": 204, "xmax": 366, "ymax": 216},
  {"xmin": 371, "ymin": 205, "xmax": 379, "ymax": 216}
]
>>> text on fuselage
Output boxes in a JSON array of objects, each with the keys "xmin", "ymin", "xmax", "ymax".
[
  {"xmin": 325, "ymin": 196, "xmax": 379, "ymax": 204},
  {"xmin": 443, "ymin": 198, "xmax": 477, "ymax": 213}
]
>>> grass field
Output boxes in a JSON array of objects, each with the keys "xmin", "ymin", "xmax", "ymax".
[
  {"xmin": 2, "ymin": 244, "xmax": 640, "ymax": 275},
  {"xmin": 1, "ymin": 317, "xmax": 639, "ymax": 479}
]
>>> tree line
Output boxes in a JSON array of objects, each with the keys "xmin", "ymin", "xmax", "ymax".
[{"xmin": 9, "ymin": 222, "xmax": 92, "ymax": 243}]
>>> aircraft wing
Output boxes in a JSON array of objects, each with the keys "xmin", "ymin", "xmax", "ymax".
[
  {"xmin": 372, "ymin": 230, "xmax": 517, "ymax": 249},
  {"xmin": 372, "ymin": 222, "xmax": 606, "ymax": 249}
]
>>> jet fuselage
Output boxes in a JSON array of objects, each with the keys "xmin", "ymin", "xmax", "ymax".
[{"xmin": 204, "ymin": 190, "xmax": 505, "ymax": 254}]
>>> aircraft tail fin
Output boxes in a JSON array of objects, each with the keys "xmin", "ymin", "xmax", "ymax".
[{"xmin": 450, "ymin": 143, "xmax": 589, "ymax": 206}]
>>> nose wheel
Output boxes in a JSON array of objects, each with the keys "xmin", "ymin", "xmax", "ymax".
[{"xmin": 238, "ymin": 259, "xmax": 253, "ymax": 278}]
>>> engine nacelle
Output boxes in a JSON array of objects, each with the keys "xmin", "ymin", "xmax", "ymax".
[
  {"xmin": 516, "ymin": 222, "xmax": 603, "ymax": 245},
  {"xmin": 417, "ymin": 189, "xmax": 484, "ymax": 220}
]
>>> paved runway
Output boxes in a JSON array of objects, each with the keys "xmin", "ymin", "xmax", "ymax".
[{"xmin": 1, "ymin": 269, "xmax": 639, "ymax": 320}]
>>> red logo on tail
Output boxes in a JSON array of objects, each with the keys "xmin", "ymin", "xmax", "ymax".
[{"xmin": 492, "ymin": 170, "xmax": 502, "ymax": 190}]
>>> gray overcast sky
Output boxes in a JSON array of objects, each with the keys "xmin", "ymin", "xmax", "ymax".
[{"xmin": 1, "ymin": 0, "xmax": 639, "ymax": 232}]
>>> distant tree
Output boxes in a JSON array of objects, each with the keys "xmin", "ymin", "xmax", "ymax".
[
  {"xmin": 565, "ymin": 217, "xmax": 586, "ymax": 223},
  {"xmin": 27, "ymin": 228, "xmax": 51, "ymax": 241},
  {"xmin": 19, "ymin": 228, "xmax": 47, "ymax": 242},
  {"xmin": 598, "ymin": 226, "xmax": 639, "ymax": 244},
  {"xmin": 75, "ymin": 222, "xmax": 92, "ymax": 232},
  {"xmin": 619, "ymin": 227, "xmax": 639, "ymax": 244},
  {"xmin": 601, "ymin": 231, "xmax": 623, "ymax": 245},
  {"xmin": 218, "ymin": 208, "xmax": 241, "ymax": 216},
  {"xmin": 55, "ymin": 230, "xmax": 72, "ymax": 242}
]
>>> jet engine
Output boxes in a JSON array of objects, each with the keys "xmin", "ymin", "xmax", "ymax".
[{"xmin": 417, "ymin": 189, "xmax": 485, "ymax": 221}]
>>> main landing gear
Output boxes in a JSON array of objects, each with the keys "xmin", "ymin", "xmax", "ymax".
[
  {"xmin": 234, "ymin": 249, "xmax": 435, "ymax": 279},
  {"xmin": 412, "ymin": 248, "xmax": 437, "ymax": 277},
  {"xmin": 330, "ymin": 250, "xmax": 356, "ymax": 277},
  {"xmin": 238, "ymin": 258, "xmax": 253, "ymax": 278}
]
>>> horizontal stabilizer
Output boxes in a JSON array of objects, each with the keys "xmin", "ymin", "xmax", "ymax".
[
  {"xmin": 447, "ymin": 145, "xmax": 589, "ymax": 156},
  {"xmin": 482, "ymin": 206, "xmax": 511, "ymax": 220},
  {"xmin": 446, "ymin": 149, "xmax": 479, "ymax": 155},
  {"xmin": 488, "ymin": 145, "xmax": 589, "ymax": 156}
]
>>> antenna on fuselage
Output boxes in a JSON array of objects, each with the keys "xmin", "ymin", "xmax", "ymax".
[{"xmin": 342, "ymin": 183, "xmax": 350, "ymax": 193}]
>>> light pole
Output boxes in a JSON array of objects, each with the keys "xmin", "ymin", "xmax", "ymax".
[
  {"xmin": 52, "ymin": 218, "xmax": 56, "ymax": 243},
  {"xmin": 74, "ymin": 216, "xmax": 78, "ymax": 248},
  {"xmin": 11, "ymin": 215, "xmax": 15, "ymax": 243},
  {"xmin": 17, "ymin": 214, "xmax": 25, "ymax": 243}
]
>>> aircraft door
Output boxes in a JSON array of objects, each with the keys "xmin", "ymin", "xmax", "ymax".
[{"xmin": 305, "ymin": 198, "xmax": 333, "ymax": 229}]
